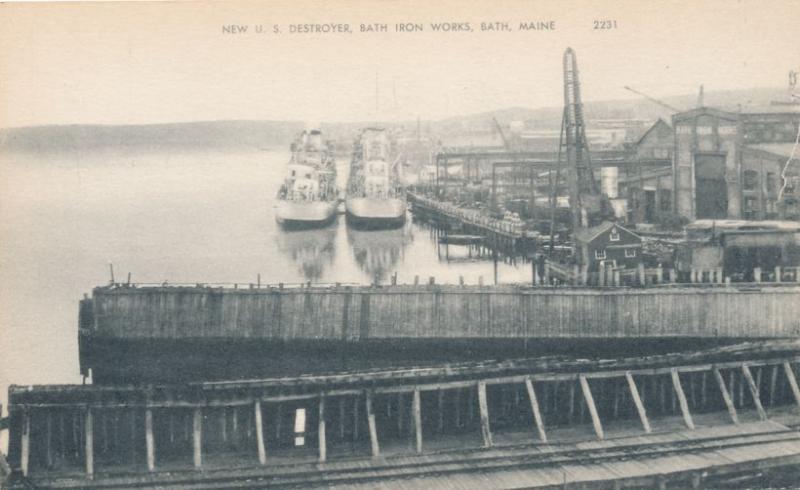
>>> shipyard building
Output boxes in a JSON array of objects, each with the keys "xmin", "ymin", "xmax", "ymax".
[
  {"xmin": 672, "ymin": 105, "xmax": 800, "ymax": 221},
  {"xmin": 618, "ymin": 118, "xmax": 675, "ymax": 224}
]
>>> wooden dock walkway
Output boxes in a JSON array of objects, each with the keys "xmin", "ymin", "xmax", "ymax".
[
  {"xmin": 5, "ymin": 340, "xmax": 800, "ymax": 488},
  {"xmin": 408, "ymin": 192, "xmax": 526, "ymax": 239},
  {"xmin": 408, "ymin": 192, "xmax": 534, "ymax": 256},
  {"xmin": 6, "ymin": 420, "xmax": 800, "ymax": 488}
]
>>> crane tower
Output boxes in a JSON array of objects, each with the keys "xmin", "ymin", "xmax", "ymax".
[{"xmin": 559, "ymin": 47, "xmax": 599, "ymax": 230}]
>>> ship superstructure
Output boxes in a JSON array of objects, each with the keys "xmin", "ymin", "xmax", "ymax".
[
  {"xmin": 275, "ymin": 129, "xmax": 339, "ymax": 228},
  {"xmin": 345, "ymin": 128, "xmax": 406, "ymax": 228}
]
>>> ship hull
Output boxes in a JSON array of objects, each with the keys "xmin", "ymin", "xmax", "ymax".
[
  {"xmin": 345, "ymin": 197, "xmax": 407, "ymax": 229},
  {"xmin": 275, "ymin": 200, "xmax": 338, "ymax": 229}
]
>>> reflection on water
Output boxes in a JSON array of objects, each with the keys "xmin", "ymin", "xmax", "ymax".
[
  {"xmin": 274, "ymin": 223, "xmax": 338, "ymax": 281},
  {"xmin": 0, "ymin": 148, "xmax": 531, "ymax": 419},
  {"xmin": 346, "ymin": 222, "xmax": 413, "ymax": 282}
]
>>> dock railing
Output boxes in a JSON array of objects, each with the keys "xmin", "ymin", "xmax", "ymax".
[
  {"xmin": 408, "ymin": 192, "xmax": 525, "ymax": 238},
  {"xmin": 537, "ymin": 260, "xmax": 800, "ymax": 288},
  {"xmin": 109, "ymin": 263, "xmax": 800, "ymax": 292}
]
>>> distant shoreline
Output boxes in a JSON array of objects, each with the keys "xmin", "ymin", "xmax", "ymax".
[
  {"xmin": 0, "ymin": 86, "xmax": 787, "ymax": 153},
  {"xmin": 0, "ymin": 142, "xmax": 290, "ymax": 155},
  {"xmin": 0, "ymin": 120, "xmax": 303, "ymax": 154}
]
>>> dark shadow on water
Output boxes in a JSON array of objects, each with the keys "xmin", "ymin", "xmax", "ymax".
[
  {"xmin": 346, "ymin": 223, "xmax": 414, "ymax": 283},
  {"xmin": 274, "ymin": 221, "xmax": 338, "ymax": 282}
]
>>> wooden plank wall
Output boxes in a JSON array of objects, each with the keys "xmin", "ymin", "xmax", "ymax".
[{"xmin": 89, "ymin": 286, "xmax": 800, "ymax": 340}]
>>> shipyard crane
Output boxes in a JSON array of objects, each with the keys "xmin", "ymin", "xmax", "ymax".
[
  {"xmin": 559, "ymin": 47, "xmax": 602, "ymax": 231},
  {"xmin": 623, "ymin": 86, "xmax": 682, "ymax": 113},
  {"xmin": 492, "ymin": 116, "xmax": 511, "ymax": 150}
]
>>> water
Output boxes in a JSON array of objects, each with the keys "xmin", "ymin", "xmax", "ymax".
[{"xmin": 0, "ymin": 148, "xmax": 530, "ymax": 422}]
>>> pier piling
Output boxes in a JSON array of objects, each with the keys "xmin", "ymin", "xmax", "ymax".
[
  {"xmin": 145, "ymin": 409, "xmax": 155, "ymax": 471},
  {"xmin": 254, "ymin": 401, "xmax": 266, "ymax": 465},
  {"xmin": 366, "ymin": 392, "xmax": 380, "ymax": 459},
  {"xmin": 783, "ymin": 362, "xmax": 800, "ymax": 407},
  {"xmin": 672, "ymin": 369, "xmax": 694, "ymax": 430},
  {"xmin": 192, "ymin": 408, "xmax": 202, "ymax": 469},
  {"xmin": 714, "ymin": 368, "xmax": 738, "ymax": 424},
  {"xmin": 338, "ymin": 398, "xmax": 346, "ymax": 441},
  {"xmin": 478, "ymin": 381, "xmax": 492, "ymax": 448},
  {"xmin": 10, "ymin": 353, "xmax": 800, "ymax": 484},
  {"xmin": 742, "ymin": 365, "xmax": 767, "ymax": 420},
  {"xmin": 85, "ymin": 409, "xmax": 94, "ymax": 479},
  {"xmin": 580, "ymin": 376, "xmax": 604, "ymax": 440},
  {"xmin": 769, "ymin": 365, "xmax": 779, "ymax": 406},
  {"xmin": 525, "ymin": 378, "xmax": 547, "ymax": 442},
  {"xmin": 413, "ymin": 388, "xmax": 422, "ymax": 454},
  {"xmin": 20, "ymin": 410, "xmax": 30, "ymax": 476},
  {"xmin": 45, "ymin": 411, "xmax": 53, "ymax": 469},
  {"xmin": 318, "ymin": 396, "xmax": 326, "ymax": 463},
  {"xmin": 626, "ymin": 372, "xmax": 651, "ymax": 433}
]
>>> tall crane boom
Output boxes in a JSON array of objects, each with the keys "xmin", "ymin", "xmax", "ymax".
[
  {"xmin": 492, "ymin": 117, "xmax": 510, "ymax": 150},
  {"xmin": 560, "ymin": 47, "xmax": 597, "ymax": 230},
  {"xmin": 623, "ymin": 86, "xmax": 682, "ymax": 113}
]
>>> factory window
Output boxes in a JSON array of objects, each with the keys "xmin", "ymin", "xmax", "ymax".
[
  {"xmin": 765, "ymin": 200, "xmax": 778, "ymax": 219},
  {"xmin": 659, "ymin": 190, "xmax": 672, "ymax": 212},
  {"xmin": 766, "ymin": 172, "xmax": 777, "ymax": 194},
  {"xmin": 743, "ymin": 196, "xmax": 759, "ymax": 219},
  {"xmin": 785, "ymin": 178, "xmax": 797, "ymax": 195},
  {"xmin": 625, "ymin": 249, "xmax": 637, "ymax": 258},
  {"xmin": 609, "ymin": 229, "xmax": 620, "ymax": 241},
  {"xmin": 743, "ymin": 170, "xmax": 758, "ymax": 191},
  {"xmin": 595, "ymin": 249, "xmax": 607, "ymax": 260}
]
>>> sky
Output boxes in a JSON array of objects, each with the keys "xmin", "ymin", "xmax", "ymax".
[{"xmin": 0, "ymin": 0, "xmax": 798, "ymax": 128}]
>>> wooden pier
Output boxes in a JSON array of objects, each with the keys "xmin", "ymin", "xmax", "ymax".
[
  {"xmin": 84, "ymin": 283, "xmax": 800, "ymax": 342},
  {"xmin": 77, "ymin": 282, "xmax": 800, "ymax": 383},
  {"xmin": 6, "ymin": 340, "xmax": 800, "ymax": 488},
  {"xmin": 437, "ymin": 234, "xmax": 484, "ymax": 246},
  {"xmin": 408, "ymin": 192, "xmax": 531, "ymax": 255}
]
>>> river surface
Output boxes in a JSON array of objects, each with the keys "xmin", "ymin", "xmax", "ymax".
[{"xmin": 0, "ymin": 148, "xmax": 530, "ymax": 426}]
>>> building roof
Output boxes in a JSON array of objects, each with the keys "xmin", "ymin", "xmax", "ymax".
[
  {"xmin": 673, "ymin": 104, "xmax": 800, "ymax": 122},
  {"xmin": 616, "ymin": 166, "xmax": 672, "ymax": 184},
  {"xmin": 687, "ymin": 219, "xmax": 800, "ymax": 232},
  {"xmin": 634, "ymin": 118, "xmax": 672, "ymax": 146},
  {"xmin": 574, "ymin": 221, "xmax": 640, "ymax": 244},
  {"xmin": 738, "ymin": 104, "xmax": 800, "ymax": 115},
  {"xmin": 673, "ymin": 106, "xmax": 739, "ymax": 122},
  {"xmin": 745, "ymin": 143, "xmax": 799, "ymax": 160}
]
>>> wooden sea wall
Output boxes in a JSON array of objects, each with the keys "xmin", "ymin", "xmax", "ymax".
[{"xmin": 85, "ymin": 285, "xmax": 800, "ymax": 341}]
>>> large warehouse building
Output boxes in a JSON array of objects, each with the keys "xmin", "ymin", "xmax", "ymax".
[{"xmin": 672, "ymin": 105, "xmax": 800, "ymax": 221}]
